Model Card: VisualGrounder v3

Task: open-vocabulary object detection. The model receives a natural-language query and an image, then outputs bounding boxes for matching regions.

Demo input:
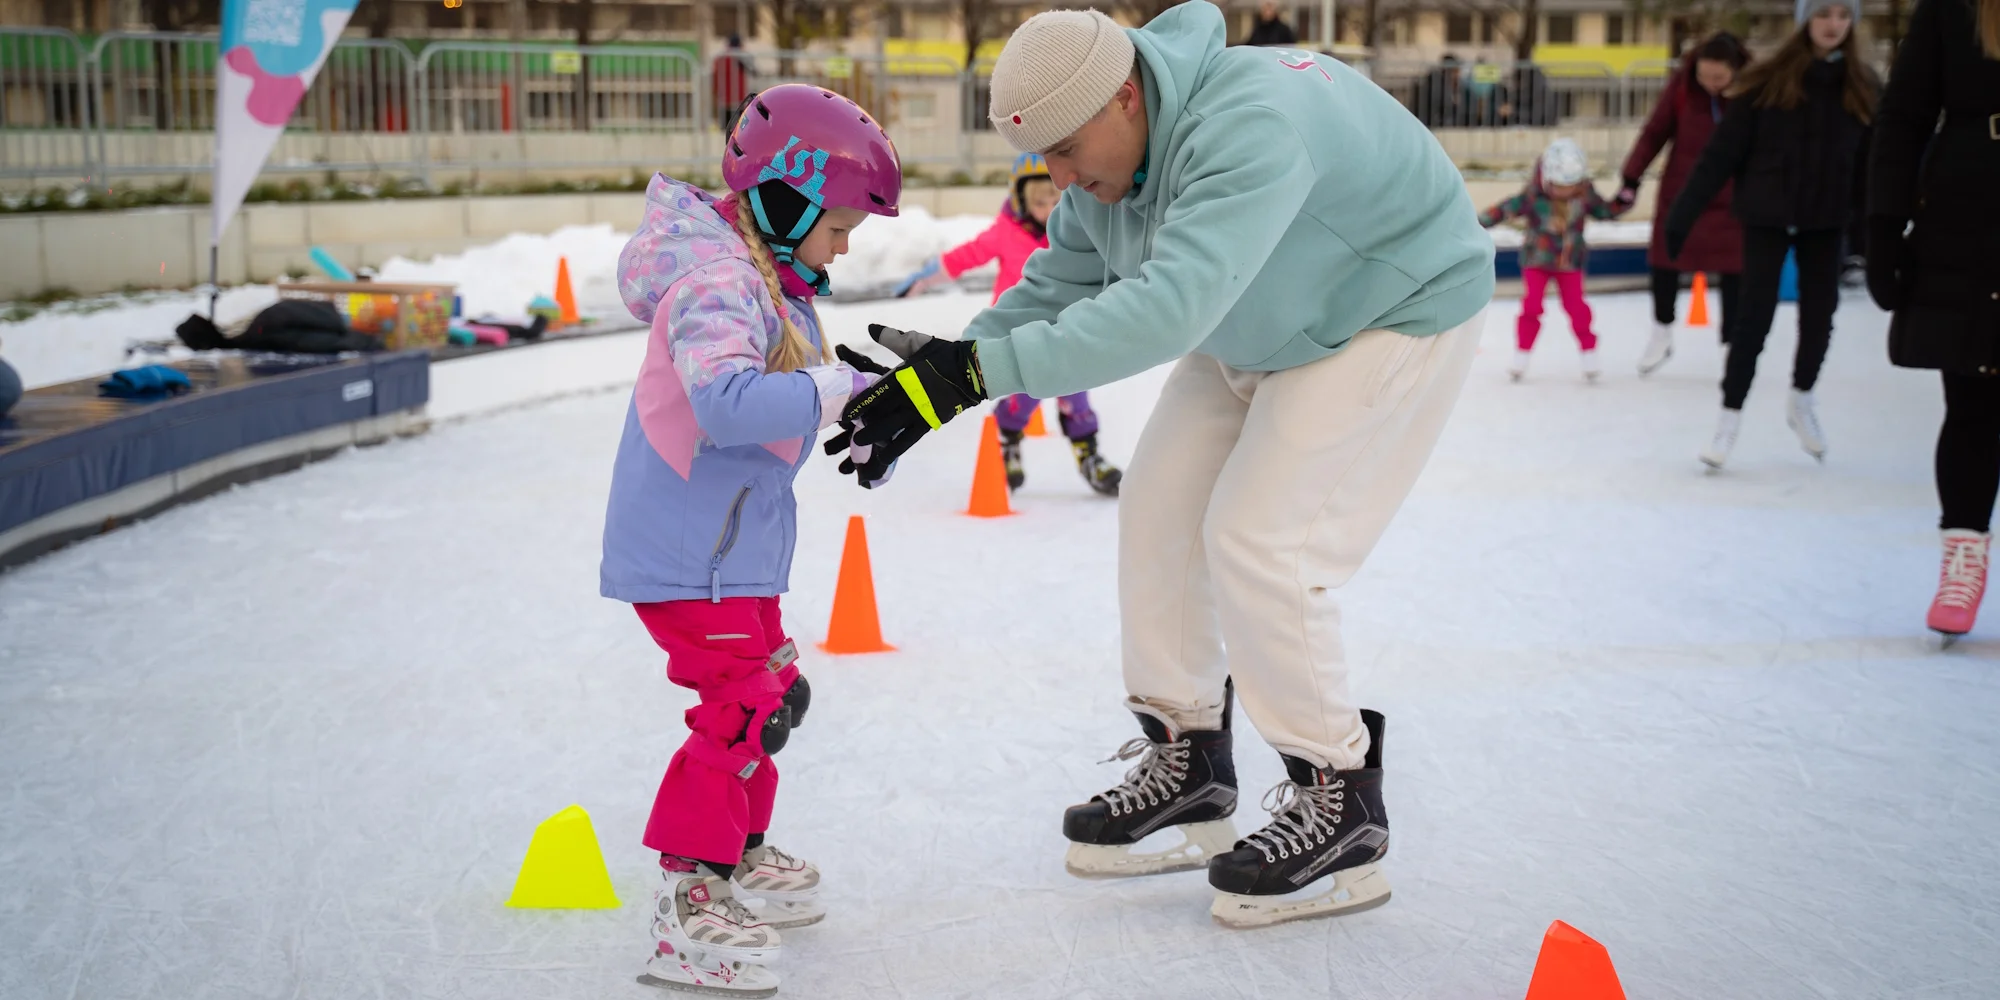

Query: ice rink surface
[3,289,1996,999]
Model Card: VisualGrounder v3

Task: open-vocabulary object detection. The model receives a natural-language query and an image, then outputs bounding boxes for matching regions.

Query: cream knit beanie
[987,9,1137,153]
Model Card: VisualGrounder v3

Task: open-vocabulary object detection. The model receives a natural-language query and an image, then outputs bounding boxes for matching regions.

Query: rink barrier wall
[0,351,429,572]
[0,178,1664,301]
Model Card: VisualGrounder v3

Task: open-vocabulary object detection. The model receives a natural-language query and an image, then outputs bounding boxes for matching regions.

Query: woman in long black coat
[1867,0,2000,638]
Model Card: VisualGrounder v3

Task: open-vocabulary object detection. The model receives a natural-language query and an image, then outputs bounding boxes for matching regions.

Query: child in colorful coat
[1480,138,1637,381]
[604,84,901,996]
[895,153,1124,496]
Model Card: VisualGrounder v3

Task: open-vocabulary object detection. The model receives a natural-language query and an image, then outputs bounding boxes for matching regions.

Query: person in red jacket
[1618,32,1751,376]
[710,35,750,131]
[895,153,1124,496]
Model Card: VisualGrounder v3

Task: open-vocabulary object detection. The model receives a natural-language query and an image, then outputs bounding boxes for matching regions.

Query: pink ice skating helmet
[724,84,901,216]
[722,84,901,292]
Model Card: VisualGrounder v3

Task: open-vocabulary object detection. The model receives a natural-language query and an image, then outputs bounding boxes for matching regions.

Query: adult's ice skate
[1063,682,1237,879]
[1208,709,1392,929]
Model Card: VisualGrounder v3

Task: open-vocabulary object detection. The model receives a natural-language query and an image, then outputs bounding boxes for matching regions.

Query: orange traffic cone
[967,414,1015,518]
[1524,921,1628,1000]
[1023,404,1047,437]
[554,256,580,328]
[819,515,894,654]
[1687,271,1710,327]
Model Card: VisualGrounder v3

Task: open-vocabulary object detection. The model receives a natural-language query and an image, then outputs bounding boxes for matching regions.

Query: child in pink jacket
[895,153,1123,496]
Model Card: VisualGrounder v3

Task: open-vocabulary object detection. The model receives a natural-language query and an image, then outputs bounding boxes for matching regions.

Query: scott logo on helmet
[757,136,831,204]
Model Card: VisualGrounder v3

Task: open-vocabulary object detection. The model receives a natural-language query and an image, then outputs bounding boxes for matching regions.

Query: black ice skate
[1063,681,1237,879]
[1071,435,1122,497]
[1207,709,1392,928]
[1000,427,1026,491]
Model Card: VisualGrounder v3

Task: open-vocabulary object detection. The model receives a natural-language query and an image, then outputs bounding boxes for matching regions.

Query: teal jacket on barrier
[965,2,1494,399]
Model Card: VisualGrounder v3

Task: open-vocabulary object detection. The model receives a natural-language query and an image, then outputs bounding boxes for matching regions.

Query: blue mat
[0,352,428,539]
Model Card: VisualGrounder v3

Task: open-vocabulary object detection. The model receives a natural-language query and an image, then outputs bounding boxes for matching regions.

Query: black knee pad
[756,703,795,756]
[782,673,810,728]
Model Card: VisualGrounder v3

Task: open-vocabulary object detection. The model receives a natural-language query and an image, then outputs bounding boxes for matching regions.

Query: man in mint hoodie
[834,2,1492,926]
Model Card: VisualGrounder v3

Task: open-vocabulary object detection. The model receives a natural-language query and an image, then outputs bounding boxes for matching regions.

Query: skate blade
[1210,863,1392,929]
[638,954,779,998]
[1065,820,1237,880]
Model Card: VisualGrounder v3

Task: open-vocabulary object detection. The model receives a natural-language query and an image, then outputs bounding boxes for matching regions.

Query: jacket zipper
[708,483,753,603]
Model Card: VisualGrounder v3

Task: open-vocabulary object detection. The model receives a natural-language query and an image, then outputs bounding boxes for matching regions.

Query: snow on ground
[3,286,1994,999]
[0,207,992,390]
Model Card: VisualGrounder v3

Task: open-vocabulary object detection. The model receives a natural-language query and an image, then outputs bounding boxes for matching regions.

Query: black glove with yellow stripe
[831,324,987,485]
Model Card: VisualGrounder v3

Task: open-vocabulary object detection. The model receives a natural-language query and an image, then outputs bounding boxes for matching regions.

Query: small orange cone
[554,256,580,327]
[1687,271,1710,327]
[1023,404,1047,437]
[967,414,1015,518]
[1524,920,1628,1000]
[819,515,895,654]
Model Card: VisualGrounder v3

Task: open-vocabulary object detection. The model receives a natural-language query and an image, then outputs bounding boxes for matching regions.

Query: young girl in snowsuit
[895,153,1124,496]
[1479,138,1636,382]
[603,84,901,996]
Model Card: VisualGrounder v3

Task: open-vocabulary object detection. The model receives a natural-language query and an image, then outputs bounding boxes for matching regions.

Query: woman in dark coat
[1620,33,1751,376]
[1665,0,1877,470]
[1866,0,2000,638]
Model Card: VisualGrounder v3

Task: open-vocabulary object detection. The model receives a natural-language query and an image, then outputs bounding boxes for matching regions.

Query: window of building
[714,4,742,37]
[1545,13,1576,44]
[532,4,562,32]
[1446,12,1473,43]
[427,2,465,30]
[1604,13,1625,44]
[472,2,505,31]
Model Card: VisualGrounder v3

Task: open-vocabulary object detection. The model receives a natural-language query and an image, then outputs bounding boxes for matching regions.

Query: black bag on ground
[177,301,384,355]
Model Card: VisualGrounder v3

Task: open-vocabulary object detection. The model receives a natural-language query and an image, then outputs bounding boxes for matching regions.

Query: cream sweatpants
[1118,311,1484,770]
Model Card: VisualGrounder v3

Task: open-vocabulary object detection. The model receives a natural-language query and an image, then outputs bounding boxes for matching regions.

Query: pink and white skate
[1927,529,1989,640]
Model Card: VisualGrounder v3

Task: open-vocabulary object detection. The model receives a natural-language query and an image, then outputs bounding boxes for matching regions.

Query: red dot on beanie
[1012,114,1022,124]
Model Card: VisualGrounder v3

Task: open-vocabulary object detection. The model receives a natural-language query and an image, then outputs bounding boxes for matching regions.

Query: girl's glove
[892,257,951,298]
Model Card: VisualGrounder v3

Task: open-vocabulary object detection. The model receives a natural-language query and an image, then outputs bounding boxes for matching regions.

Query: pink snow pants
[1518,267,1597,352]
[635,596,800,865]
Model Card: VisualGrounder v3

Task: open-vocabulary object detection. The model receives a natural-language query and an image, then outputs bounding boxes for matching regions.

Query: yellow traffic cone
[505,804,621,909]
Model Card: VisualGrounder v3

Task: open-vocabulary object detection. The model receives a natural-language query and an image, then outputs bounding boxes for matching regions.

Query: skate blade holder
[1210,863,1392,929]
[638,951,780,998]
[1064,820,1238,880]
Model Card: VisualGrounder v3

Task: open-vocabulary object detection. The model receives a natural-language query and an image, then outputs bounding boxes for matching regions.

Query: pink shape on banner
[224,47,307,126]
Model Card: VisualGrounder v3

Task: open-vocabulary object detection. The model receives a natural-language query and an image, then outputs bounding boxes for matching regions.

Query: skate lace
[710,891,761,927]
[1243,779,1344,864]
[1098,737,1191,816]
[1938,539,1989,609]
[757,845,801,870]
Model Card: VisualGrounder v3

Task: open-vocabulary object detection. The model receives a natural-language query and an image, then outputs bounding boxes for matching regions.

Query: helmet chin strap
[747,186,831,296]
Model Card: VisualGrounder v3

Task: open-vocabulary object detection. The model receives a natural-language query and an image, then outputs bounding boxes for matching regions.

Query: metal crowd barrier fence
[0,28,1750,188]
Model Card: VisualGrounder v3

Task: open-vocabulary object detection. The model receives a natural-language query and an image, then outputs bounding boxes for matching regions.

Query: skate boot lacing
[1938,538,1989,610]
[1244,778,1344,863]
[1099,736,1191,816]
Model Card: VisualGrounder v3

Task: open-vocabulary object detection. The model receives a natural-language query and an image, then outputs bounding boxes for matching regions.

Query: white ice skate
[1787,389,1826,461]
[732,843,825,929]
[655,872,783,965]
[1507,348,1531,382]
[1580,348,1602,382]
[1637,322,1673,376]
[1700,408,1742,470]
